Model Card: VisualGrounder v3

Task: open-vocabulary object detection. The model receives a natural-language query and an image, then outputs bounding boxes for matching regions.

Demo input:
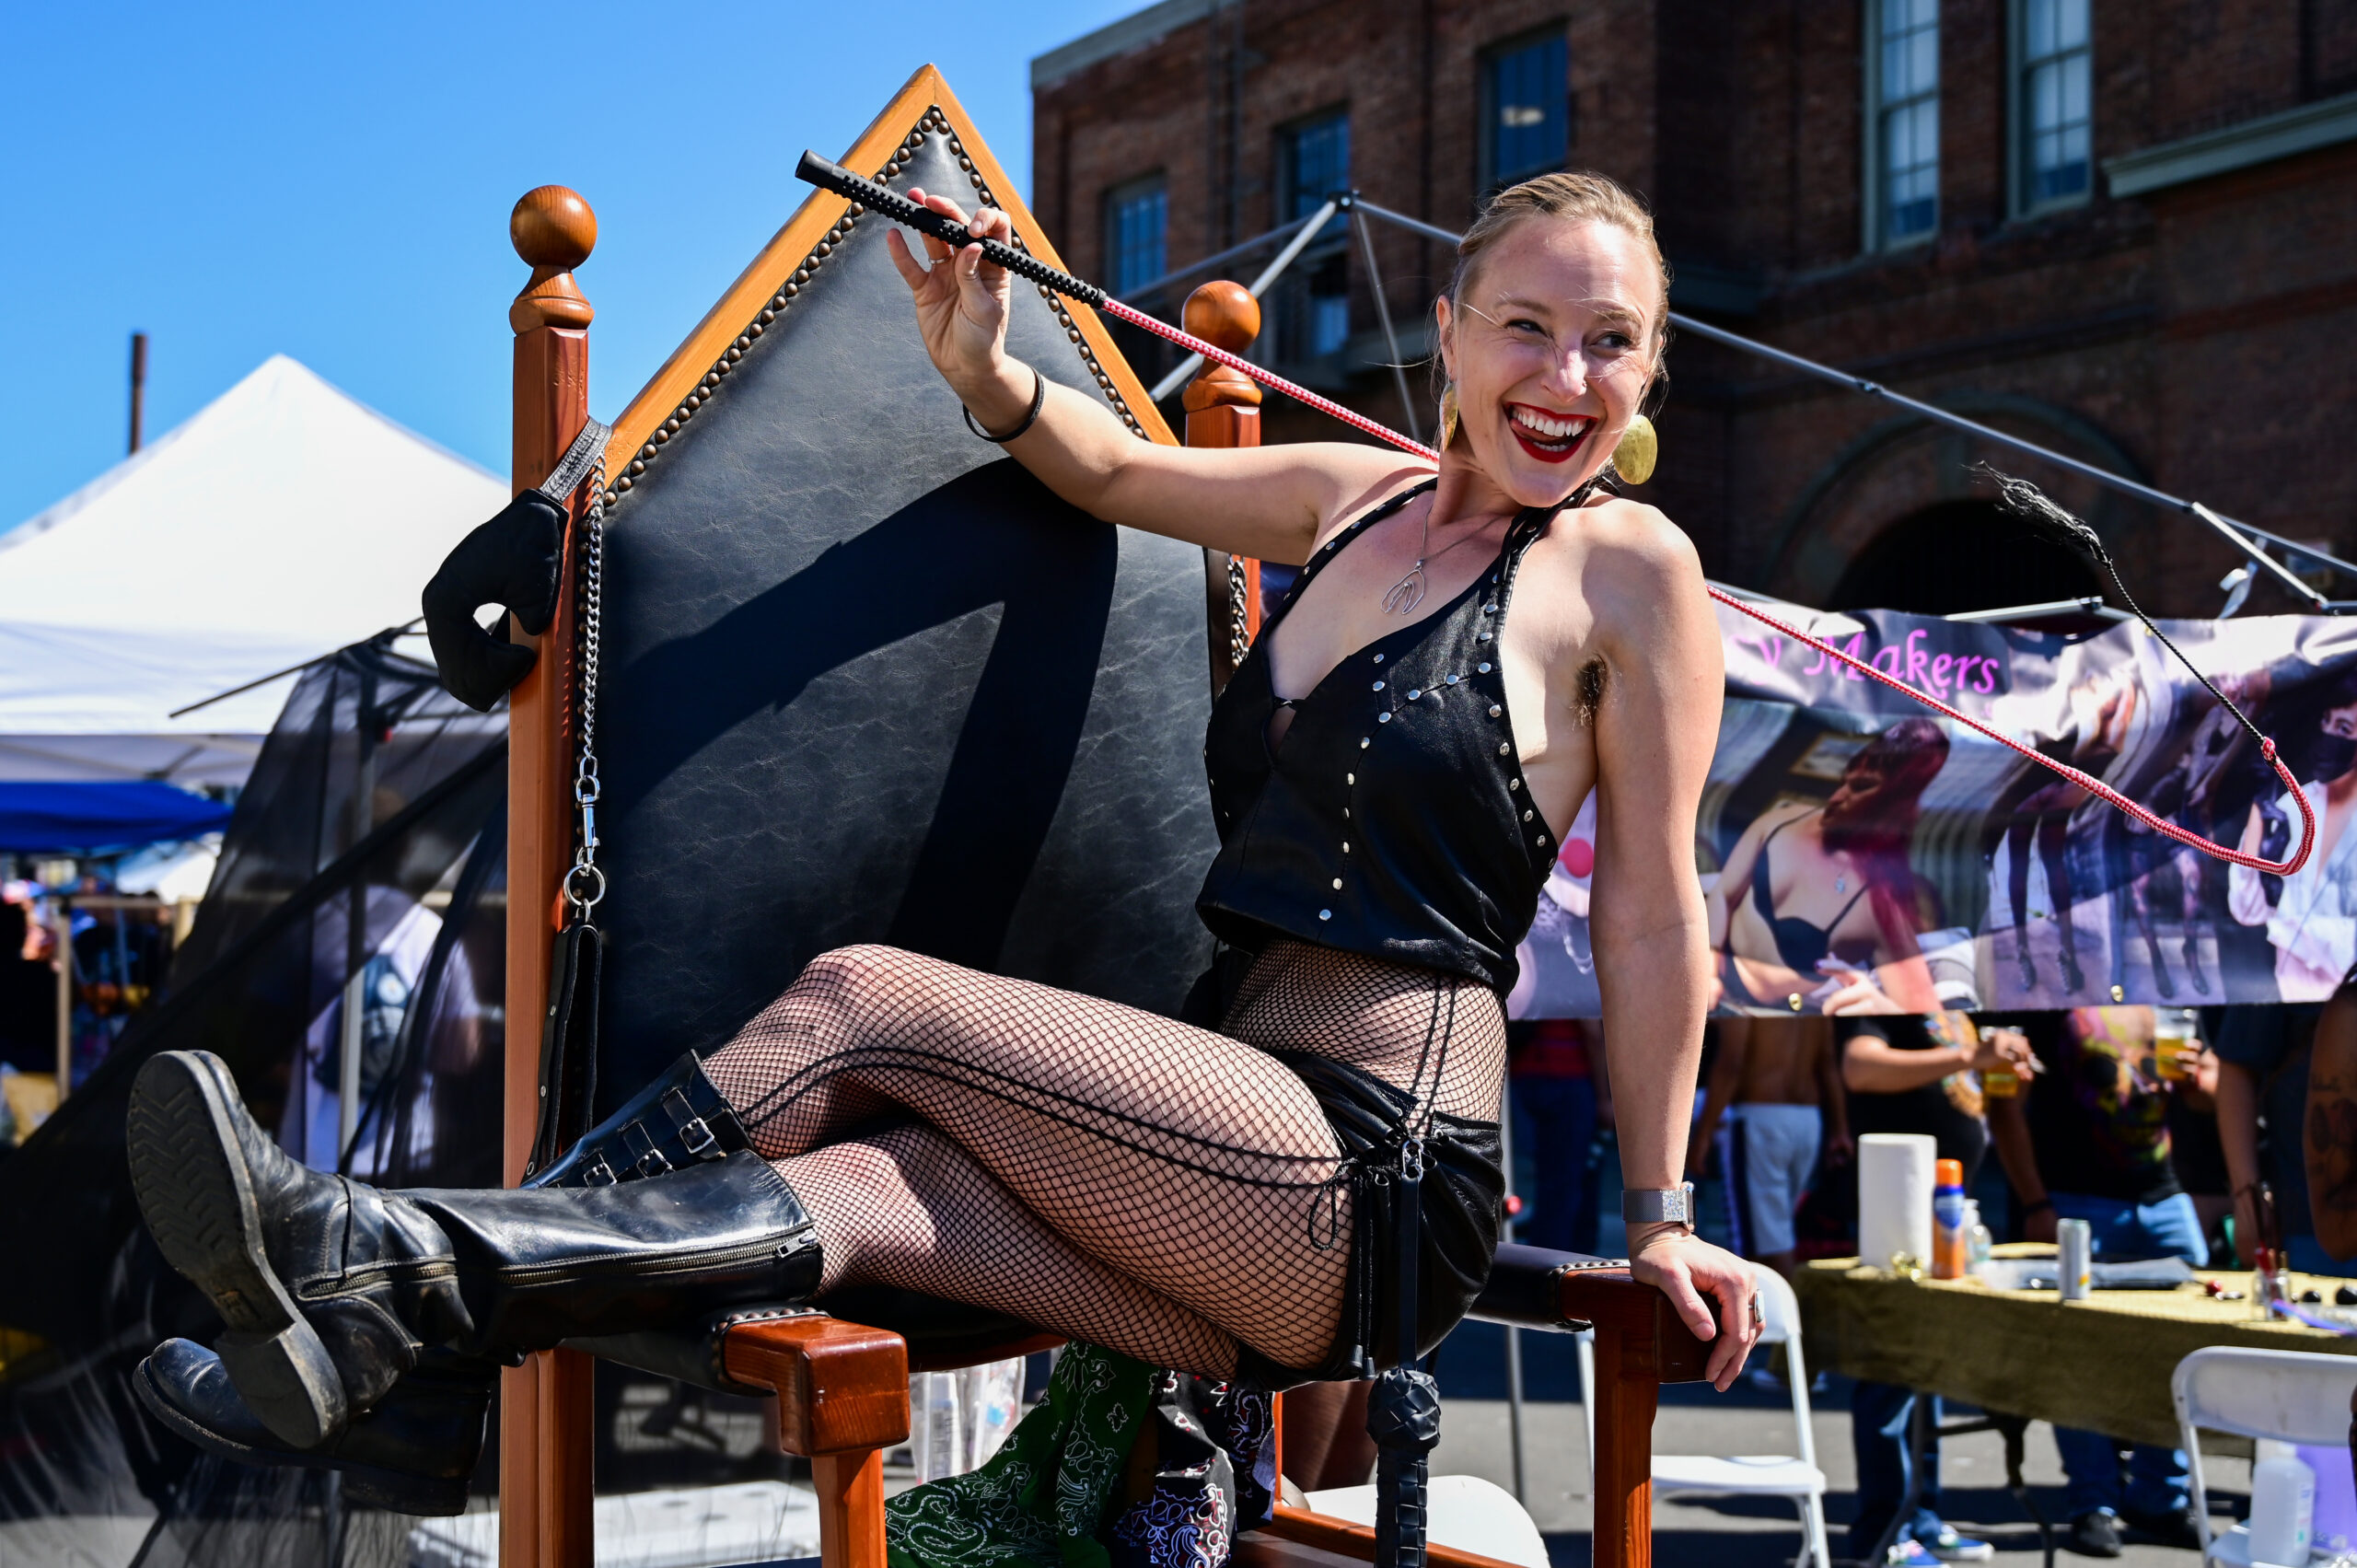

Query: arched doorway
[1828,498,2102,615]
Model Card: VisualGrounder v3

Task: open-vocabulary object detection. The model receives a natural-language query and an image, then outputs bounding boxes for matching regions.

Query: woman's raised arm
[886,192,1419,565]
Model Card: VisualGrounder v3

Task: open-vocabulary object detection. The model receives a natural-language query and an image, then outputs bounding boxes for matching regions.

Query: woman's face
[1435,218,1660,508]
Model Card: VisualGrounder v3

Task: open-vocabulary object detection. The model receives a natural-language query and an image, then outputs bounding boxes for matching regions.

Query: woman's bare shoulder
[1573,494,1703,582]
[1298,447,1441,548]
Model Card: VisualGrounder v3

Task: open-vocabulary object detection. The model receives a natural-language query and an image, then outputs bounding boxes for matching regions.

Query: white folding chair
[2174,1345,2357,1566]
[1583,1264,1829,1568]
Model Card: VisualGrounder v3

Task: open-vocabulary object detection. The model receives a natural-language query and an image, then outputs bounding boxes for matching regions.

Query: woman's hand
[1629,1225,1763,1390]
[1819,969,1904,1015]
[884,191,1024,416]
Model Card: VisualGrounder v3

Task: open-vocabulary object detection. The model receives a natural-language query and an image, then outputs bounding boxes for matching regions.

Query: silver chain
[563,457,607,916]
[1227,553,1250,672]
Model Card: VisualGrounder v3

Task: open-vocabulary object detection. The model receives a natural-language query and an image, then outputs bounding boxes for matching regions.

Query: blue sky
[1,2,1144,530]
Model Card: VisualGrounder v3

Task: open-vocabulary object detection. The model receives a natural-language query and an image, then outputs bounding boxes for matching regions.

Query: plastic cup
[2155,1006,2200,1082]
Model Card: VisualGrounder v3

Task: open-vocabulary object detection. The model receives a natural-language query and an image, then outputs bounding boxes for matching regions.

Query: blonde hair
[1446,171,1671,357]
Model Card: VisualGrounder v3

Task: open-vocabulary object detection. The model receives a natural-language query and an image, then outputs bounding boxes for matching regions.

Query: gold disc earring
[1439,385,1460,451]
[1611,413,1658,484]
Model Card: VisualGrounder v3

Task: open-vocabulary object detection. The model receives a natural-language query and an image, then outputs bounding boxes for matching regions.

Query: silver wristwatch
[1621,1181,1696,1226]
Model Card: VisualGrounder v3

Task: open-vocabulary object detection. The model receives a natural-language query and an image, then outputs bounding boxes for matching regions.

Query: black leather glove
[422,492,565,712]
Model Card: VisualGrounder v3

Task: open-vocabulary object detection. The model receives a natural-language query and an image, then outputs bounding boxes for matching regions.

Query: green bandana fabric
[886,1344,1159,1568]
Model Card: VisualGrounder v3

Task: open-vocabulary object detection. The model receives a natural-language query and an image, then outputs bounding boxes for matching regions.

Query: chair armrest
[722,1315,911,1457]
[1469,1242,1712,1383]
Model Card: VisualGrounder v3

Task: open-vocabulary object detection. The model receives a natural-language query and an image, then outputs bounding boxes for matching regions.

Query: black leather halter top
[1196,480,1564,993]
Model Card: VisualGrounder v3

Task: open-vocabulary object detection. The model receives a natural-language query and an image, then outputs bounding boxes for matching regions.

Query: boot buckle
[583,1156,618,1187]
[621,1121,673,1179]
[660,1087,720,1158]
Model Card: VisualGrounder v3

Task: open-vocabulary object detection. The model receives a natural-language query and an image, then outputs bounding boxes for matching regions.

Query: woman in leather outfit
[126,169,1759,1505]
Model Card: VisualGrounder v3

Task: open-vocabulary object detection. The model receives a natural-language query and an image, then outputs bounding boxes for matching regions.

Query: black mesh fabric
[707,938,1504,1376]
[0,638,505,1562]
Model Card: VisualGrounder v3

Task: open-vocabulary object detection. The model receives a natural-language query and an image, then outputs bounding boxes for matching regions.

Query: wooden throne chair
[495,64,1705,1568]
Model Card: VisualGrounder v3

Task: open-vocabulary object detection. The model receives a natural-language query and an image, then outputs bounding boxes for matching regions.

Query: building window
[1868,0,1940,248]
[1278,112,1353,361]
[1104,176,1167,296]
[1481,30,1570,193]
[2014,0,2091,212]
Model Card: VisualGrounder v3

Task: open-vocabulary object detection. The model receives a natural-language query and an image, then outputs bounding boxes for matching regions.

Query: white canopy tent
[0,356,506,788]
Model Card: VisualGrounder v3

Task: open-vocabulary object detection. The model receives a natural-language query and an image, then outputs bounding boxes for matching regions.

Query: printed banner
[1510,601,2357,1018]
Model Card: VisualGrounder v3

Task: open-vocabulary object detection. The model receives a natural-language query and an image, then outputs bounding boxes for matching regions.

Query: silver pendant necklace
[1382,507,1434,615]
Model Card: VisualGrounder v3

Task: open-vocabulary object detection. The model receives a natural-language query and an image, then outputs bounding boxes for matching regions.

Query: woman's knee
[788,944,920,1029]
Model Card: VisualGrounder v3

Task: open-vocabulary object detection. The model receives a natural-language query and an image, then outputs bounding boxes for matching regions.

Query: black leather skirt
[1231,1049,1504,1389]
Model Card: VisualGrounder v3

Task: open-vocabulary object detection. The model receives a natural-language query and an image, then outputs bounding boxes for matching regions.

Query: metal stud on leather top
[1373,681,1385,691]
[1378,713,1392,724]
[1497,743,1510,755]
[1490,704,1504,717]
[1318,909,1331,920]
[1373,653,1384,663]
[1446,674,1459,685]
[1479,662,1493,673]
[1331,878,1342,890]
[1409,689,1422,700]
[1360,738,1371,749]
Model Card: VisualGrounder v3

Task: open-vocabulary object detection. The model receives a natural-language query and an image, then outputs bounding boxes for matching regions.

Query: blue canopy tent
[0,781,231,854]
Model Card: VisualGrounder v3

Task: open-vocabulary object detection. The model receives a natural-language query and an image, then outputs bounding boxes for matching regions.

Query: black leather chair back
[592,126,1216,1110]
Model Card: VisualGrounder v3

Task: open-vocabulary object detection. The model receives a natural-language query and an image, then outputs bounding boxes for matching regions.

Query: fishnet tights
[701,941,1504,1375]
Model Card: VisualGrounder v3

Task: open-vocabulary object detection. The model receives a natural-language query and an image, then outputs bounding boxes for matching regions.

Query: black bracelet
[963,366,1046,444]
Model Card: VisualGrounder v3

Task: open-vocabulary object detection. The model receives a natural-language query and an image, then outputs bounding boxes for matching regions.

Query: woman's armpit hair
[1576,656,1608,727]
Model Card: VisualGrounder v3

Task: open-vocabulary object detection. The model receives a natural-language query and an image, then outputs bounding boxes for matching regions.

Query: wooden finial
[1181,281,1261,413]
[510,186,597,333]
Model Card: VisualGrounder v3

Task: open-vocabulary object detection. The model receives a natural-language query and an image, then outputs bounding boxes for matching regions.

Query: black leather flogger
[127,1049,819,1452]
[131,1051,784,1509]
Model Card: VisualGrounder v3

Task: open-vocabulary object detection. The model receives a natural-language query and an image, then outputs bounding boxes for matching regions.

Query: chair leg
[1803,1492,1831,1568]
[1589,1321,1657,1568]
[814,1448,890,1568]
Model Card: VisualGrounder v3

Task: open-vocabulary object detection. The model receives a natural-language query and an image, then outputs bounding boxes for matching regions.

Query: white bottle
[1965,1200,1993,1276]
[2250,1438,2316,1568]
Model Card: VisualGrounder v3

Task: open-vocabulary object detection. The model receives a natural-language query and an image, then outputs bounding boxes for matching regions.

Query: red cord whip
[797,151,2316,877]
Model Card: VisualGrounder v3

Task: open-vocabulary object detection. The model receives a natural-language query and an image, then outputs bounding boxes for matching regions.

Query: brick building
[1029,0,2357,615]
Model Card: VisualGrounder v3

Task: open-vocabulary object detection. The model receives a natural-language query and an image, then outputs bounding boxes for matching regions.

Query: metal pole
[128,332,147,455]
[338,682,379,1167]
[1348,203,1424,447]
[1348,201,2350,606]
[52,898,72,1100]
[1149,199,1341,402]
[1496,1079,1527,1503]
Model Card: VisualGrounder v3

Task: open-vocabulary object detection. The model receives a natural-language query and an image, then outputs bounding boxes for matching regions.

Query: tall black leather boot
[133,1051,781,1506]
[135,1341,493,1516]
[526,1051,750,1188]
[129,1050,820,1450]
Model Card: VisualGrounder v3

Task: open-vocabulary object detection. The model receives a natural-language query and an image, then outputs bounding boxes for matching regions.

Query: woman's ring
[1748,1294,1764,1329]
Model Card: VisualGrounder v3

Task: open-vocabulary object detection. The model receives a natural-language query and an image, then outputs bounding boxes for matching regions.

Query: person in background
[2214,1005,2348,1275]
[2165,1033,2234,1264]
[0,900,58,1075]
[2303,984,2357,1260]
[1840,1012,2035,1566]
[1985,1007,2204,1556]
[1507,1016,1610,1255]
[1688,1016,1849,1282]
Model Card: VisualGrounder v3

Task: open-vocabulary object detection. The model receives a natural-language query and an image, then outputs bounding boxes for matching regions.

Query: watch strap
[1621,1181,1696,1225]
